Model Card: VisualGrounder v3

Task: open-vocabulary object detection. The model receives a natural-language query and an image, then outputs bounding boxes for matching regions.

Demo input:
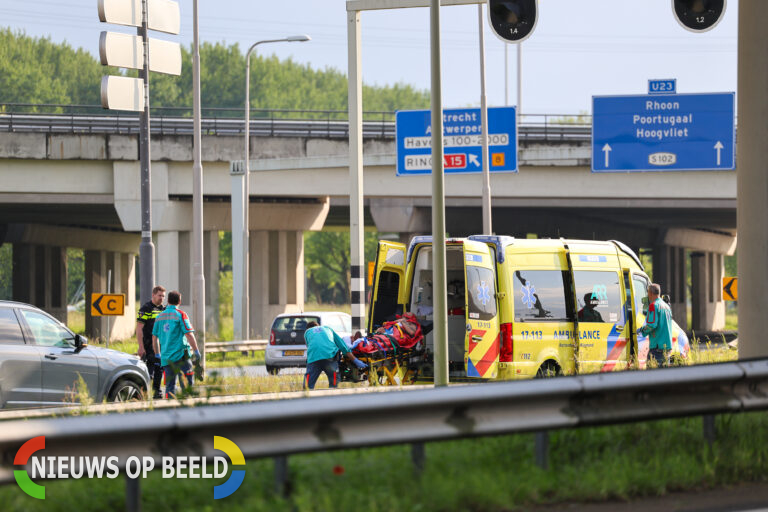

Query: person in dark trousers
[303,321,367,390]
[136,285,166,399]
[641,283,674,368]
[152,290,201,398]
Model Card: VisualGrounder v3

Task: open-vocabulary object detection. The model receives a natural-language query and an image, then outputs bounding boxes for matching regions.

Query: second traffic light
[487,0,538,43]
[672,0,726,32]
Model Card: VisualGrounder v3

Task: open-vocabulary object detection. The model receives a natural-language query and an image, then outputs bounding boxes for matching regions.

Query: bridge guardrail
[205,340,267,354]
[0,103,593,142]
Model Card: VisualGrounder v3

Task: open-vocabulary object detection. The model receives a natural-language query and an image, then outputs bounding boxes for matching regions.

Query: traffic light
[487,0,538,43]
[672,0,726,32]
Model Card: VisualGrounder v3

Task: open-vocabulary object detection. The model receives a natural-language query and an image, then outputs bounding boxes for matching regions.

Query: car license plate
[283,350,303,356]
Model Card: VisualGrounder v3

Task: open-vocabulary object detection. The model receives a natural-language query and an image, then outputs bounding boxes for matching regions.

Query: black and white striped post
[347,8,366,332]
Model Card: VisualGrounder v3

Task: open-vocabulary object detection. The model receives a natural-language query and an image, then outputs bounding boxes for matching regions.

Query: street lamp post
[235,35,310,340]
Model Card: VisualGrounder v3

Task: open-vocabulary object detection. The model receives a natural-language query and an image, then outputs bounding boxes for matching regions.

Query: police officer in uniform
[136,285,166,399]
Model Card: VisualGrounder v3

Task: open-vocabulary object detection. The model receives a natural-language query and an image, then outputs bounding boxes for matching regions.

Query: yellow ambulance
[367,235,690,381]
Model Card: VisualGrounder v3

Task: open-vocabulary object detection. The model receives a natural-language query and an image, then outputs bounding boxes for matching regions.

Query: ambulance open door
[463,241,501,379]
[368,241,407,333]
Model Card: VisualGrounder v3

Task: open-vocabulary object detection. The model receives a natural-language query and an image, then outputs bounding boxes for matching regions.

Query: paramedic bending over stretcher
[304,321,367,389]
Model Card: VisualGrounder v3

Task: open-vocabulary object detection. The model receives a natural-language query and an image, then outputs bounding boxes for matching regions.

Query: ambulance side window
[466,266,497,321]
[512,270,570,322]
[573,271,623,324]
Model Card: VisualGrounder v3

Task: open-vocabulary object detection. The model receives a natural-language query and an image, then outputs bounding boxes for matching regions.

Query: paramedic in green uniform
[152,290,201,397]
[304,321,367,389]
[641,283,674,368]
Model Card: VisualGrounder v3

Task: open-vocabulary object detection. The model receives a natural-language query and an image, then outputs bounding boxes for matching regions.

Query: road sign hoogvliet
[592,91,735,172]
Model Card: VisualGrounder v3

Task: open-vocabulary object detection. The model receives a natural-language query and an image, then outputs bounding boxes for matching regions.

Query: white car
[265,312,352,375]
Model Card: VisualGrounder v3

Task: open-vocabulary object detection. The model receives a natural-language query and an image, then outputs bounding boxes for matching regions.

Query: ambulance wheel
[535,361,561,379]
[266,365,280,375]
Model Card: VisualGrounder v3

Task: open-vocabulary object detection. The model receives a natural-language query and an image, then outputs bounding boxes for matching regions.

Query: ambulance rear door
[368,241,407,332]
[463,241,501,379]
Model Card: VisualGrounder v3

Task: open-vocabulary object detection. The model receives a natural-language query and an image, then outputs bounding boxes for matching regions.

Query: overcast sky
[1,0,739,114]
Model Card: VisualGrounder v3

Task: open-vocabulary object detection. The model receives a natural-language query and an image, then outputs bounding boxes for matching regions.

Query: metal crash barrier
[1,359,768,487]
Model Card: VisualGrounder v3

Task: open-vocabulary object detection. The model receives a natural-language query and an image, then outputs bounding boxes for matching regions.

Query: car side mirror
[662,294,671,305]
[74,334,88,352]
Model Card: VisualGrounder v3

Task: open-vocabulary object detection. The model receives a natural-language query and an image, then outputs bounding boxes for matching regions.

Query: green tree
[0,31,429,116]
[304,230,379,304]
[66,248,84,304]
[0,244,11,300]
[0,29,117,110]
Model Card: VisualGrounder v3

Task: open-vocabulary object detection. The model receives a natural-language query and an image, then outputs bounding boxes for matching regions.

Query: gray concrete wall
[737,1,768,358]
[0,132,396,162]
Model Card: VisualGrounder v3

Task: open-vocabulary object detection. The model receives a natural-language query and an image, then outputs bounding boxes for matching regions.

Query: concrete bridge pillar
[248,230,304,338]
[370,200,430,247]
[690,251,725,332]
[84,250,136,342]
[653,244,688,329]
[12,243,67,323]
[154,230,219,334]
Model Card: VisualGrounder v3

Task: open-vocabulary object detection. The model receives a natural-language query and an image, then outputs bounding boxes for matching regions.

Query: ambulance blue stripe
[466,358,481,378]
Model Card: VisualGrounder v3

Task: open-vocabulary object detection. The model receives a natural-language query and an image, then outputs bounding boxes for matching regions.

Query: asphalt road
[529,482,768,512]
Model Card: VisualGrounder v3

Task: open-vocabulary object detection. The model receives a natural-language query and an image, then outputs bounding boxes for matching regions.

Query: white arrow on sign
[468,154,481,167]
[602,143,612,168]
[714,141,724,166]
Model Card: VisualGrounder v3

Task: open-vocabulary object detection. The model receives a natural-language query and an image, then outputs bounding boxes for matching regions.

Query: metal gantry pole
[517,43,522,122]
[478,3,492,235]
[430,0,448,387]
[348,10,366,332]
[138,0,155,304]
[192,0,206,356]
[504,44,509,106]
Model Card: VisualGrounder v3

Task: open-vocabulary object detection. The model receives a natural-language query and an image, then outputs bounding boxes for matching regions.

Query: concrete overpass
[0,122,736,336]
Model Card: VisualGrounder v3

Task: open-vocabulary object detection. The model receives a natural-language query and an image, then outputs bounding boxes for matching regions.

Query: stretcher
[339,313,427,386]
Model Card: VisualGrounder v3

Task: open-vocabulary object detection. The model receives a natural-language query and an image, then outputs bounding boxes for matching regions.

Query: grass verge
[2,411,767,512]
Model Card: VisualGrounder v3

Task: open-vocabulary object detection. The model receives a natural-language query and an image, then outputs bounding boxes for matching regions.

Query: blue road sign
[592,92,735,172]
[395,106,517,176]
